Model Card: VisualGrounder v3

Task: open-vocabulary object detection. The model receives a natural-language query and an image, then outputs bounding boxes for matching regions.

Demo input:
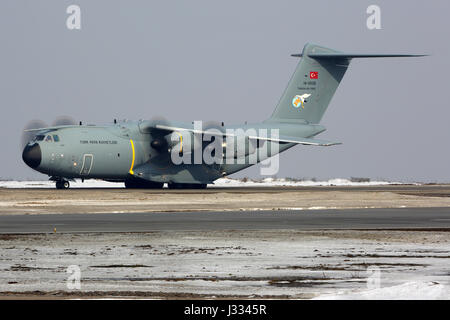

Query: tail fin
[267,43,425,124]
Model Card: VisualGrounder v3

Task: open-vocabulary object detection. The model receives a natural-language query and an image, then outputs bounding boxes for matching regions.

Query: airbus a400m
[21,43,424,189]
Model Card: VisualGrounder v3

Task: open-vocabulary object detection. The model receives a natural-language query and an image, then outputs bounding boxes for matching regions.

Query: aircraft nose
[22,143,42,169]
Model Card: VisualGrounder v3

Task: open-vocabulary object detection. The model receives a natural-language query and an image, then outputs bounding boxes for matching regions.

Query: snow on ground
[0,178,412,189]
[0,230,448,299]
[0,180,121,189]
[313,281,450,300]
[213,177,409,187]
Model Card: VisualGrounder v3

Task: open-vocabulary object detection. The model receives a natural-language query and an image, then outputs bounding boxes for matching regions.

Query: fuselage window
[53,135,60,142]
[45,135,53,142]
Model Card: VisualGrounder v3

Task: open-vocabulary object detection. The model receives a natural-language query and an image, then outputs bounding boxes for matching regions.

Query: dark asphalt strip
[0,207,449,234]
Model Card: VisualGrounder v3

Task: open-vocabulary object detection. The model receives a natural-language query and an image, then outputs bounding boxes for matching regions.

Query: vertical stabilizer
[268,43,350,124]
[267,43,425,124]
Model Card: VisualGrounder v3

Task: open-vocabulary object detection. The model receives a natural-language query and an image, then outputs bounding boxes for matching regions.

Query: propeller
[202,120,227,148]
[147,115,171,129]
[20,119,48,149]
[202,120,226,134]
[20,116,77,150]
[52,115,76,127]
[147,115,171,151]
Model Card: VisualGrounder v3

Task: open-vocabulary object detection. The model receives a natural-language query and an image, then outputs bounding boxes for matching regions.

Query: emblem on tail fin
[292,94,311,109]
[310,71,319,79]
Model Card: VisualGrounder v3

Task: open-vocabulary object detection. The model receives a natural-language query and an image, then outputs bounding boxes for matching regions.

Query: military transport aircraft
[21,43,424,189]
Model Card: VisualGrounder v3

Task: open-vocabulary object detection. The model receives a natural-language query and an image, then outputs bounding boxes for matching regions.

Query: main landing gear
[167,183,207,189]
[55,180,70,189]
[124,177,207,189]
[124,178,164,189]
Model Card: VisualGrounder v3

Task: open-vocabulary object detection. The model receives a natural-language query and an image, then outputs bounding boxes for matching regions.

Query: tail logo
[292,94,311,109]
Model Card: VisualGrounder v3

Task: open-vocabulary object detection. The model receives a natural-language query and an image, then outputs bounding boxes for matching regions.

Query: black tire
[55,181,70,189]
[167,183,207,189]
[125,179,163,189]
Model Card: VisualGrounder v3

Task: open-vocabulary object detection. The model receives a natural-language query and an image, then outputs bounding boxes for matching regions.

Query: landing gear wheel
[55,181,70,189]
[124,179,164,189]
[167,183,207,189]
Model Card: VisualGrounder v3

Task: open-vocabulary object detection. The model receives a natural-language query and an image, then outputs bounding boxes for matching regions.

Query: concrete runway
[6,184,450,193]
[2,184,450,215]
[0,207,449,233]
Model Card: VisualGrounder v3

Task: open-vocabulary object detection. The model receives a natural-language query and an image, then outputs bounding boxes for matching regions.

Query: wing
[143,123,341,147]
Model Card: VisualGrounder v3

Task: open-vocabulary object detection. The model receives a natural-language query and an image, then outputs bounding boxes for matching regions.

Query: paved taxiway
[0,207,449,233]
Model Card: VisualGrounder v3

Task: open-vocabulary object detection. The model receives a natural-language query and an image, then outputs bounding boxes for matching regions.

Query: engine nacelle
[166,131,258,160]
[166,131,202,154]
[222,136,257,159]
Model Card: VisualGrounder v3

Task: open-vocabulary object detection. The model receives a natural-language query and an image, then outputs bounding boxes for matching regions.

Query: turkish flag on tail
[310,71,318,79]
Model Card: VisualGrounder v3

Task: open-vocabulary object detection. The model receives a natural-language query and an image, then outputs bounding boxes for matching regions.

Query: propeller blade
[52,115,77,126]
[146,116,169,153]
[21,119,48,149]
[203,120,225,133]
[147,115,170,129]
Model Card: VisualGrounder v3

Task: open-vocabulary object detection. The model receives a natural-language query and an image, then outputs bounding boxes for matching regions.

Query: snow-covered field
[0,178,412,189]
[0,230,448,299]
[214,177,410,187]
[313,281,449,300]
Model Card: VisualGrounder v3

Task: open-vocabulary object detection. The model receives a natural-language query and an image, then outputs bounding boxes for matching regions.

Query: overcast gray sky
[1,0,449,182]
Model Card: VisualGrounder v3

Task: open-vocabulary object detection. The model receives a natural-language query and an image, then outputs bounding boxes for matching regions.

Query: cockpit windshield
[34,135,45,141]
[32,134,60,142]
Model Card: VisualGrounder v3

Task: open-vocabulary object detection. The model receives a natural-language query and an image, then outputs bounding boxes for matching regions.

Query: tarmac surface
[1,184,450,216]
[0,207,449,233]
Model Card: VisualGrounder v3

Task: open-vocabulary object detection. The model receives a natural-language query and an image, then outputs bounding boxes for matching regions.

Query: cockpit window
[53,135,60,142]
[45,135,53,142]
[34,135,45,141]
